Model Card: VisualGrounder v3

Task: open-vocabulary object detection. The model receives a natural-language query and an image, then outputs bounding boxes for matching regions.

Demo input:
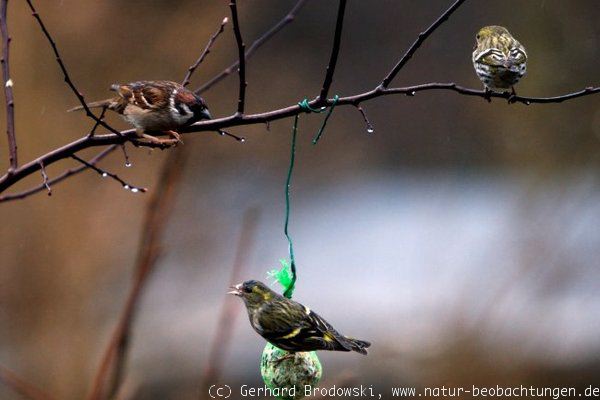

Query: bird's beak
[228,283,243,296]
[200,108,212,120]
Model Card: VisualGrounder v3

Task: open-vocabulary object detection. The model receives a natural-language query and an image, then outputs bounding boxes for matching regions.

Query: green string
[270,96,339,299]
[298,95,340,144]
[280,114,299,298]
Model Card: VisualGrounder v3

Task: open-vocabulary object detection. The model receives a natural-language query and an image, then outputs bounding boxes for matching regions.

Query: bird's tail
[344,337,371,355]
[67,99,113,112]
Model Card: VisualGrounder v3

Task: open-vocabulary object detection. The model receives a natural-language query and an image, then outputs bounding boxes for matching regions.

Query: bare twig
[318,0,347,103]
[229,0,246,114]
[0,82,598,197]
[195,0,308,95]
[380,0,467,88]
[355,104,374,134]
[0,0,16,173]
[87,107,108,138]
[71,154,146,194]
[200,208,260,393]
[86,149,189,400]
[120,144,131,167]
[182,17,228,87]
[24,0,122,137]
[38,160,51,196]
[0,365,56,400]
[0,145,117,202]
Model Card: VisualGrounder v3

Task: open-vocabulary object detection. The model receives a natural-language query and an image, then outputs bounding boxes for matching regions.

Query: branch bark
[2,81,598,199]
[0,146,117,202]
[182,17,228,88]
[318,0,347,103]
[24,0,121,136]
[195,0,308,95]
[380,0,467,88]
[229,0,246,114]
[0,0,16,173]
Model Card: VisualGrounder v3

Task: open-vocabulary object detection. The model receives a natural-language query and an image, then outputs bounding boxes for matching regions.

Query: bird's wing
[110,82,167,111]
[304,309,353,351]
[474,48,506,66]
[257,300,351,352]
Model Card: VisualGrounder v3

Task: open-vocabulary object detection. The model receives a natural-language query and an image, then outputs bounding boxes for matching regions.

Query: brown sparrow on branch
[68,80,211,146]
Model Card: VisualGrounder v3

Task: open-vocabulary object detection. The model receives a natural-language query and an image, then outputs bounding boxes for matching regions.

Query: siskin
[229,280,370,355]
[472,26,527,95]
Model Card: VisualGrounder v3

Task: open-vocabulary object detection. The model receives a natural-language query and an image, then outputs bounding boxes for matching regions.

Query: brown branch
[0,145,117,202]
[182,17,228,87]
[229,0,246,114]
[0,0,16,173]
[71,154,146,194]
[380,0,467,88]
[200,208,260,394]
[86,149,189,400]
[24,0,122,137]
[195,0,308,95]
[318,0,347,103]
[0,364,56,400]
[0,83,599,198]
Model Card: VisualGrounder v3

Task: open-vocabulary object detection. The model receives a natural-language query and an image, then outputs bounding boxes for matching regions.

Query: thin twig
[195,0,308,95]
[86,149,189,400]
[355,104,374,134]
[0,364,57,400]
[87,107,108,138]
[380,0,467,88]
[229,0,246,114]
[182,17,228,87]
[0,0,16,173]
[120,144,131,167]
[218,129,245,142]
[1,82,598,197]
[38,160,51,196]
[0,145,117,202]
[71,154,146,193]
[318,0,347,103]
[24,0,122,137]
[200,208,260,393]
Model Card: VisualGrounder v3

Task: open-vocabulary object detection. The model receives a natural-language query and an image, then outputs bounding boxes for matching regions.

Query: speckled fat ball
[260,343,322,400]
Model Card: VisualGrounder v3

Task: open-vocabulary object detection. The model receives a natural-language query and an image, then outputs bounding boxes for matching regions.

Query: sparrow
[472,26,527,96]
[69,80,211,146]
[229,280,371,355]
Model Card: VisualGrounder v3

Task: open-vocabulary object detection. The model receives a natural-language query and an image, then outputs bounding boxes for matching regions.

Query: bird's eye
[243,285,252,293]
[476,34,480,40]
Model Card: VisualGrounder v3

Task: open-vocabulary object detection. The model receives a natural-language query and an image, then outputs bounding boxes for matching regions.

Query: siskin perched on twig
[229,280,370,355]
[472,26,527,96]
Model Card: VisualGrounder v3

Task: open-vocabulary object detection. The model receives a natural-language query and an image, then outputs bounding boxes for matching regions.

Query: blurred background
[1,0,599,399]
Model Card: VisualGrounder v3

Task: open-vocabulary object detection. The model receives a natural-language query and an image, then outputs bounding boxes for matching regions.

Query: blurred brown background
[1,1,599,399]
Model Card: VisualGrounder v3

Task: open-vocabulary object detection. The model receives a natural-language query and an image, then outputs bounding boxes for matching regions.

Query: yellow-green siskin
[472,26,527,94]
[229,280,370,355]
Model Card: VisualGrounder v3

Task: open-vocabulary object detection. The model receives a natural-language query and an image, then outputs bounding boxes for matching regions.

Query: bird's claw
[273,353,296,367]
[484,88,492,103]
